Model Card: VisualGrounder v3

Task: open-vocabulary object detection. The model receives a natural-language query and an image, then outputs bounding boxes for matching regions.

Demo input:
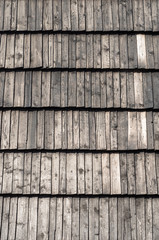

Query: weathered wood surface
[0,152,158,195]
[0,34,159,69]
[0,71,158,109]
[1,0,159,31]
[0,110,158,150]
[0,197,158,239]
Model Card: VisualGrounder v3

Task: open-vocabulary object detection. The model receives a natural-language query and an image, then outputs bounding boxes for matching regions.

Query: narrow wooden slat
[12,153,23,194]
[67,110,73,149]
[3,72,14,107]
[53,34,62,68]
[16,198,28,240]
[5,34,15,68]
[40,153,51,194]
[143,72,153,108]
[110,35,119,68]
[80,198,89,239]
[94,0,102,31]
[153,36,159,69]
[28,0,36,30]
[80,111,89,149]
[147,111,154,150]
[45,111,54,149]
[1,111,10,149]
[8,197,17,240]
[77,153,84,194]
[54,111,62,149]
[71,0,78,30]
[55,198,63,239]
[28,197,38,240]
[0,34,7,68]
[136,198,146,239]
[0,0,4,30]
[59,153,66,194]
[109,198,117,239]
[52,152,59,194]
[101,36,109,69]
[99,198,109,239]
[118,112,128,150]
[49,198,56,239]
[27,111,37,149]
[73,111,79,149]
[120,153,128,194]
[15,34,24,68]
[62,0,71,30]
[43,0,52,30]
[112,0,119,30]
[113,72,120,108]
[102,153,110,194]
[51,72,61,107]
[85,72,92,108]
[77,72,84,107]
[102,0,113,31]
[145,198,152,240]
[17,0,28,30]
[30,34,42,68]
[110,154,121,194]
[154,112,159,150]
[1,197,10,239]
[94,35,101,68]
[134,72,144,108]
[144,0,152,31]
[106,72,113,108]
[0,72,5,107]
[105,112,111,150]
[93,154,102,194]
[32,71,41,107]
[145,153,157,194]
[92,72,101,108]
[31,153,40,194]
[119,0,127,30]
[95,112,106,150]
[18,111,27,149]
[63,198,72,239]
[145,35,155,69]
[152,72,159,109]
[78,0,85,30]
[128,35,137,69]
[137,34,147,69]
[86,0,93,31]
[100,72,107,108]
[153,199,159,239]
[3,0,11,30]
[0,153,3,193]
[53,0,62,31]
[86,35,94,68]
[89,198,99,239]
[2,153,13,193]
[24,34,30,68]
[37,198,50,239]
[85,153,93,194]
[130,198,137,239]
[67,153,77,194]
[127,72,135,108]
[43,34,49,68]
[69,34,76,68]
[37,111,44,149]
[120,35,128,68]
[72,198,79,239]
[137,112,147,149]
[11,0,17,31]
[128,112,137,150]
[133,0,145,31]
[61,72,68,107]
[127,153,135,194]
[152,0,159,32]
[135,153,146,195]
[110,112,118,150]
[14,72,25,107]
[62,111,68,149]
[36,0,42,30]
[23,153,31,194]
[68,72,76,107]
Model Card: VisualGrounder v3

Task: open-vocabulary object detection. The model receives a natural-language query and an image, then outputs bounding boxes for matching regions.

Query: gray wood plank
[67,110,73,149]
[80,111,89,149]
[40,153,52,194]
[120,34,128,68]
[144,0,152,31]
[143,72,153,108]
[15,34,24,68]
[45,111,54,149]
[28,0,36,30]
[3,72,14,107]
[119,0,127,30]
[120,153,128,194]
[23,153,31,194]
[80,198,89,239]
[77,72,84,107]
[94,35,101,68]
[136,198,146,239]
[77,153,84,194]
[8,197,17,240]
[78,0,85,30]
[55,198,63,240]
[86,35,94,68]
[18,111,27,149]
[31,153,40,194]
[110,35,119,69]
[105,112,111,150]
[43,0,52,30]
[152,0,159,31]
[102,153,110,194]
[43,34,49,68]
[12,153,23,194]
[89,198,99,239]
[11,0,17,31]
[62,111,68,149]
[0,153,3,193]
[95,112,106,150]
[16,197,28,240]
[42,72,50,107]
[27,111,37,149]
[17,0,28,30]
[127,72,135,108]
[5,34,15,68]
[145,35,155,69]
[113,72,120,108]
[100,72,107,108]
[153,198,159,239]
[71,0,78,30]
[102,0,113,31]
[10,111,19,149]
[53,0,62,30]
[67,153,77,194]
[1,197,10,240]
[93,154,102,194]
[135,153,146,195]
[0,72,5,107]
[153,36,159,69]
[59,153,66,194]
[37,198,50,240]
[3,0,11,30]
[86,0,93,31]
[1,111,10,149]
[110,154,121,194]
[120,72,127,108]
[112,0,119,30]
[2,153,13,193]
[110,111,118,150]
[49,198,56,240]
[145,153,157,194]
[130,198,137,239]
[53,34,61,68]
[99,198,109,239]
[81,35,87,68]
[73,111,79,149]
[28,197,38,240]
[61,72,68,107]
[92,72,101,108]
[68,72,76,107]
[31,34,42,68]
[154,112,159,150]
[36,0,43,30]
[0,34,6,68]
[137,34,147,69]
[133,0,145,31]
[109,198,117,240]
[127,153,135,194]
[72,198,79,239]
[85,72,92,108]
[145,198,152,240]
[85,153,93,194]
[51,72,61,107]
[69,34,76,68]
[32,71,42,107]
[147,111,154,150]
[54,111,62,149]
[137,112,147,149]
[94,0,102,31]
[128,35,137,69]
[62,0,71,30]
[101,35,109,69]
[24,34,30,68]
[14,72,25,107]
[52,152,59,194]
[152,72,159,109]
[128,112,137,150]
[63,198,72,239]
[106,72,113,108]
[0,0,4,30]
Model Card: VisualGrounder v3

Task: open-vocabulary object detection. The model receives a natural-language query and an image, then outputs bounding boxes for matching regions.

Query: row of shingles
[0,33,159,69]
[0,152,159,195]
[0,196,159,239]
[0,0,159,32]
[1,71,159,110]
[0,110,158,150]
